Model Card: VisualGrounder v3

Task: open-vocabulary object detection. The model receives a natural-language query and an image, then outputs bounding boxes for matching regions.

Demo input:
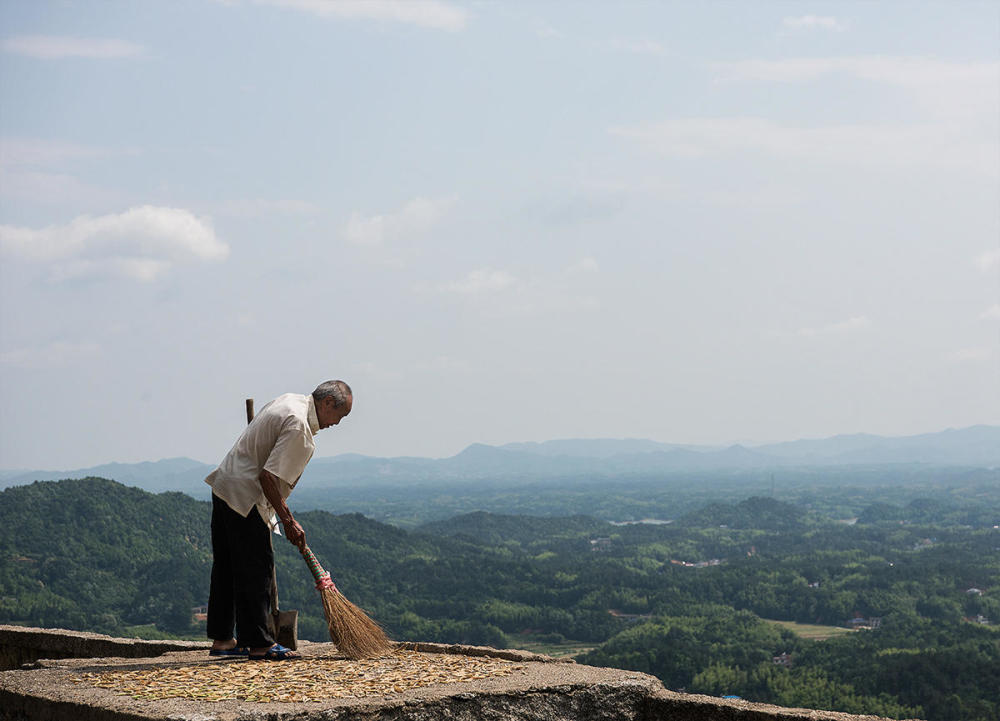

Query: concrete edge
[0,627,923,721]
[0,625,208,671]
[0,625,572,670]
[646,688,923,721]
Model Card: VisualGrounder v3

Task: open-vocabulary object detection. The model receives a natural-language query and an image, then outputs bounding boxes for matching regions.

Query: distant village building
[772,652,793,667]
[966,588,984,596]
[669,558,724,568]
[847,615,882,630]
[607,609,653,622]
[590,538,612,552]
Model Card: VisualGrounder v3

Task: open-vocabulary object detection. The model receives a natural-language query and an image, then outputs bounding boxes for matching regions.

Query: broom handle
[301,544,337,591]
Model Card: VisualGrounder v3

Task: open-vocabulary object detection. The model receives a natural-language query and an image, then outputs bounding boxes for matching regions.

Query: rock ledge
[0,626,917,721]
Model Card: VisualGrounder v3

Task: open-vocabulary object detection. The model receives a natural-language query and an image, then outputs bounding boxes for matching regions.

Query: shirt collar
[306,395,320,435]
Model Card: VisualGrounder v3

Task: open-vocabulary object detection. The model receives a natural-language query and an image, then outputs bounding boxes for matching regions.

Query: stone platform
[0,626,917,721]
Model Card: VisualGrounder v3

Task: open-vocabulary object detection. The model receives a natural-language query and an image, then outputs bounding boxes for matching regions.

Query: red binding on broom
[300,544,392,659]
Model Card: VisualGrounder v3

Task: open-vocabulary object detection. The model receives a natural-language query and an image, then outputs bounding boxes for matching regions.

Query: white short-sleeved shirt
[205,393,320,522]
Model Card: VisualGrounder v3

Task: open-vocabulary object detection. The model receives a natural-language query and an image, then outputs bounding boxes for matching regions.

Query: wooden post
[245,398,254,424]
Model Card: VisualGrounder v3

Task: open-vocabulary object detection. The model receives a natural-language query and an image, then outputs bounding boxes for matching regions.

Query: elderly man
[204,380,352,661]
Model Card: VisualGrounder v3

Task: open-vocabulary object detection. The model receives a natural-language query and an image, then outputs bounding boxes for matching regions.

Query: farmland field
[762,619,857,641]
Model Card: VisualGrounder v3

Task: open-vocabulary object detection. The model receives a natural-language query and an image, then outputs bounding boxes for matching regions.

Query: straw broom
[299,543,392,659]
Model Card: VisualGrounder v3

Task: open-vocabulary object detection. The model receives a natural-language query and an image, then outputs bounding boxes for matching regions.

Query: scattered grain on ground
[72,649,526,703]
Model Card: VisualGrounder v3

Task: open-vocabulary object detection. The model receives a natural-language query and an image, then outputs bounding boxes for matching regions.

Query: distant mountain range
[0,456,215,497]
[2,425,997,495]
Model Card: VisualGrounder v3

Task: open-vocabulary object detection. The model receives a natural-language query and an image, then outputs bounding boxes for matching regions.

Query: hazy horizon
[1,1,998,469]
[1,422,996,473]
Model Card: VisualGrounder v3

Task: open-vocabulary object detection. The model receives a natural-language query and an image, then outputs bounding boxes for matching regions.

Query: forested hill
[2,478,998,721]
[0,478,211,632]
[0,478,436,640]
[675,497,809,530]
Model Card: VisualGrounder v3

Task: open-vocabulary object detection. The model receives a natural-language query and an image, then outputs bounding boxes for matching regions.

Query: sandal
[209,646,249,657]
[248,643,300,661]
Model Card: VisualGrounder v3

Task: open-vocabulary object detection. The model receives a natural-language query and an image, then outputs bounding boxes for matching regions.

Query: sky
[0,0,998,470]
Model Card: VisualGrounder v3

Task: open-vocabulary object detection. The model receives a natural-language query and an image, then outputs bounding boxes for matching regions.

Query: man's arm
[259,469,306,551]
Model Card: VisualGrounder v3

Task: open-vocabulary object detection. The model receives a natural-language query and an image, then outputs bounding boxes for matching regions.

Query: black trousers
[207,493,275,648]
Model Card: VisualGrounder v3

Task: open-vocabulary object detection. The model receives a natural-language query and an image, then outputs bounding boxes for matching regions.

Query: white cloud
[797,316,872,338]
[2,35,145,59]
[713,56,997,92]
[344,195,455,247]
[977,249,1000,272]
[610,37,666,56]
[566,257,599,274]
[524,193,624,226]
[0,137,112,166]
[344,214,386,247]
[0,138,133,207]
[948,347,993,363]
[425,355,471,373]
[430,261,600,315]
[250,0,467,31]
[980,304,1000,320]
[437,268,518,295]
[610,116,996,176]
[509,291,599,315]
[0,168,123,207]
[219,197,319,218]
[533,22,564,40]
[782,16,846,32]
[0,340,101,368]
[349,360,403,382]
[710,56,999,123]
[700,55,999,194]
[0,206,228,281]
[236,312,256,328]
[579,175,805,211]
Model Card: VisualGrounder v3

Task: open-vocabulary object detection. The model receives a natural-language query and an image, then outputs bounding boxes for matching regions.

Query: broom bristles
[319,586,393,659]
